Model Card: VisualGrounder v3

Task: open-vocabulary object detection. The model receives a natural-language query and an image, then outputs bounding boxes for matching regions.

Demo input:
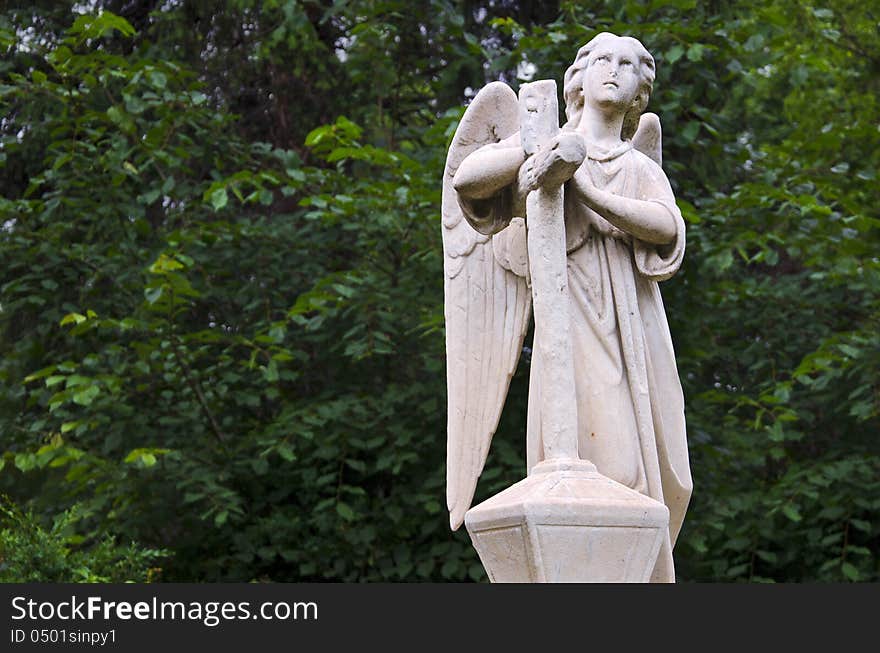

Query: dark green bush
[0,496,166,582]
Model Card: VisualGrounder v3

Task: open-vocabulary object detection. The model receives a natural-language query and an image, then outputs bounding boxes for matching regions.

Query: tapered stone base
[464,459,669,583]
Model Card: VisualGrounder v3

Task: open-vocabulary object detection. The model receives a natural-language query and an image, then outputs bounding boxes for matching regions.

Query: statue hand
[520,131,586,191]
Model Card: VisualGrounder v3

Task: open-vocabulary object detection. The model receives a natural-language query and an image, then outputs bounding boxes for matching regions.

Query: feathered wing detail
[443,82,532,530]
[632,112,663,167]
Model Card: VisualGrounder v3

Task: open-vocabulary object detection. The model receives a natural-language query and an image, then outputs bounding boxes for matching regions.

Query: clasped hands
[518,131,587,193]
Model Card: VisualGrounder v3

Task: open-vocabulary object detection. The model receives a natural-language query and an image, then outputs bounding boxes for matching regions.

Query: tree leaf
[210,187,228,211]
[336,502,355,521]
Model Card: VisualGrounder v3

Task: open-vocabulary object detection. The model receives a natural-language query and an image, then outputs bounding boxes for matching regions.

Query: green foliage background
[0,0,877,582]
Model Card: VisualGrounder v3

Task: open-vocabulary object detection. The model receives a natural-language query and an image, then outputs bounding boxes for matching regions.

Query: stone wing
[442,82,531,530]
[633,112,663,167]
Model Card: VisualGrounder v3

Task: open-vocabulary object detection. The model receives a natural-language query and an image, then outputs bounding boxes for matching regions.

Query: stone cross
[518,80,582,462]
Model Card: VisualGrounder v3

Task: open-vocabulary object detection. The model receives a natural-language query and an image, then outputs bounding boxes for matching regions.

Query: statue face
[581,39,641,115]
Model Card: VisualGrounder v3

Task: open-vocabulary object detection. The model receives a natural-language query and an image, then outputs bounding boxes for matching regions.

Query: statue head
[562,32,656,141]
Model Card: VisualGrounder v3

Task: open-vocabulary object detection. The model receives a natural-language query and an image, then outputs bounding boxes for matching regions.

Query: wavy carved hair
[562,32,655,141]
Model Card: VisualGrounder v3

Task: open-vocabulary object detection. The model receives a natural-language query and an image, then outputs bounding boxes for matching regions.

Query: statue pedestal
[464,459,669,582]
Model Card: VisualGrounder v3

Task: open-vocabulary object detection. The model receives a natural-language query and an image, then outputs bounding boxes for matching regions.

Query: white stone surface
[519,80,581,462]
[442,32,693,583]
[466,460,669,583]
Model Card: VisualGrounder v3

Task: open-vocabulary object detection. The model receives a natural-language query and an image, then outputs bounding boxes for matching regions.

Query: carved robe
[534,139,692,581]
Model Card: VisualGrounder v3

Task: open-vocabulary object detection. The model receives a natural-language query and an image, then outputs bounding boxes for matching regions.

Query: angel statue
[442,32,693,582]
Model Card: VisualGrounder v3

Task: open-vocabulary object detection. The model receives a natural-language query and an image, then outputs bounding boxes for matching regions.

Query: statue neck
[577,104,625,150]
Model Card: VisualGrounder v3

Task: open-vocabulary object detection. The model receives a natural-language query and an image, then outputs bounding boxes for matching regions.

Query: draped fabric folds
[524,143,692,583]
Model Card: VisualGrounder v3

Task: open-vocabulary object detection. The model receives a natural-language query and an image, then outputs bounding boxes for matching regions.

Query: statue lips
[595,79,625,106]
